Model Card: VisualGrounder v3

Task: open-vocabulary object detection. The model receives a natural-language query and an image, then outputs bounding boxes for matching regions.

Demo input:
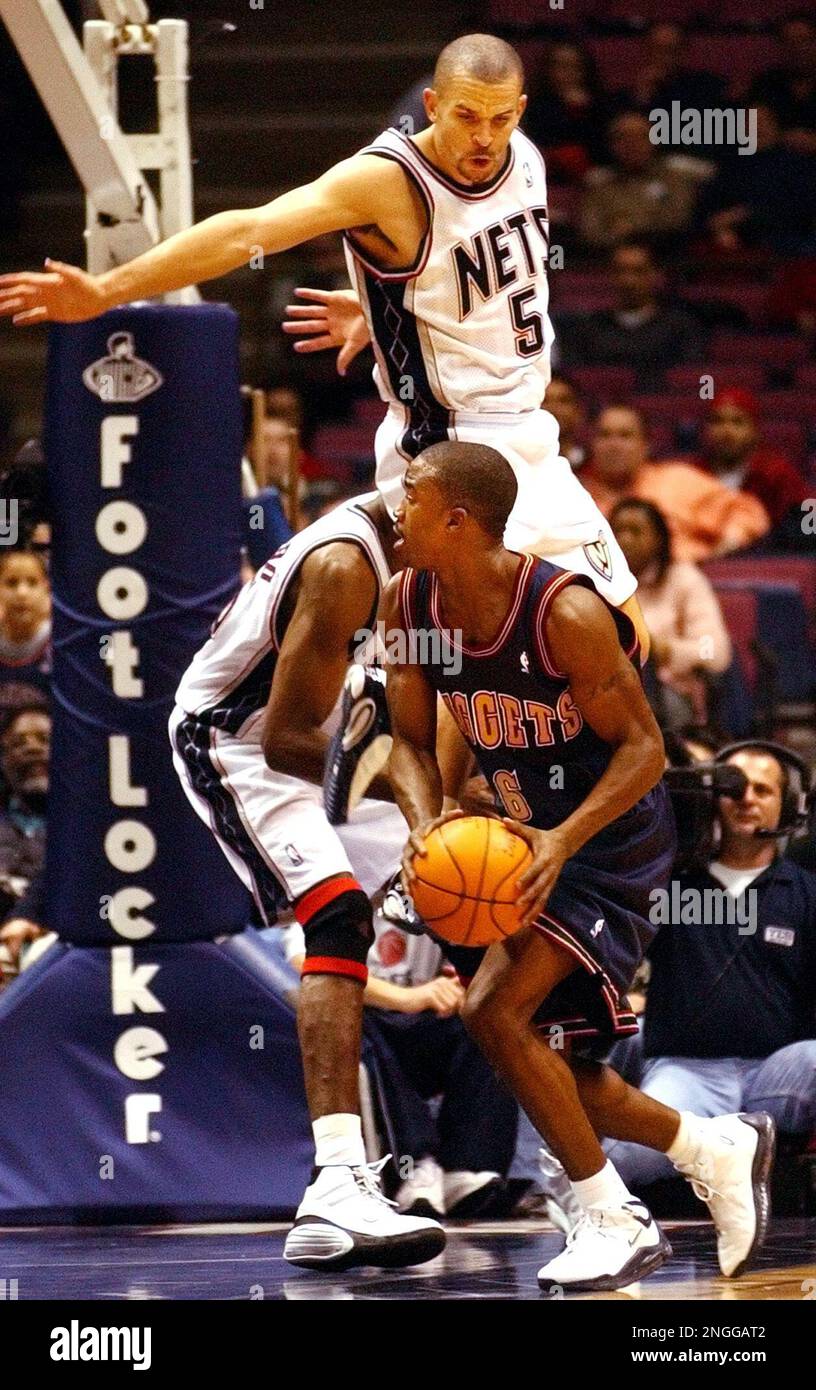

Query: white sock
[313,1113,366,1168]
[666,1111,707,1166]
[571,1160,633,1212]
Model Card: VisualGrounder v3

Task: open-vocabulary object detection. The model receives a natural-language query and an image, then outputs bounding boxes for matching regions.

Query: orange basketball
[411,816,534,947]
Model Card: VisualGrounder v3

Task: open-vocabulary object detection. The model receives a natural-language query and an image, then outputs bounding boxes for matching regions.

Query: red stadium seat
[795,362,816,392]
[709,333,809,370]
[763,390,816,418]
[352,397,388,425]
[685,35,777,93]
[681,283,768,325]
[590,0,702,28]
[310,424,376,464]
[569,365,637,399]
[629,393,701,428]
[712,587,759,691]
[664,364,766,394]
[586,38,643,93]
[703,557,816,647]
[762,421,808,469]
[704,0,805,23]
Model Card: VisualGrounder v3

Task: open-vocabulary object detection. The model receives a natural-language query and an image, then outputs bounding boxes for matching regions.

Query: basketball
[410,816,534,947]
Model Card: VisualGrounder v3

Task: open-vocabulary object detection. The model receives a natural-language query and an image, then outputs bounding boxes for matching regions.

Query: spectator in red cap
[691,388,808,529]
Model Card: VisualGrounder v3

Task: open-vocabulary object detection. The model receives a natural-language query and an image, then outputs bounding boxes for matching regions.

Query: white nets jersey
[344,126,554,430]
[174,494,389,740]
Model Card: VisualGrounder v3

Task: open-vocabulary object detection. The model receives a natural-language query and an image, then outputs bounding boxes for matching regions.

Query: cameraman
[605,744,816,1188]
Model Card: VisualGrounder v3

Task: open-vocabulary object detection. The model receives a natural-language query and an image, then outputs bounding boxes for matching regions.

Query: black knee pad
[299,882,373,982]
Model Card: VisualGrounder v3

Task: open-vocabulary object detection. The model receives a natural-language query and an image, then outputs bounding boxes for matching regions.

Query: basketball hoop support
[0,0,198,301]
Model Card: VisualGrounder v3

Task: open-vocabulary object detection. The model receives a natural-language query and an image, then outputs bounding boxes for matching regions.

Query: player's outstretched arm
[0,155,392,326]
[260,541,383,788]
[511,585,666,925]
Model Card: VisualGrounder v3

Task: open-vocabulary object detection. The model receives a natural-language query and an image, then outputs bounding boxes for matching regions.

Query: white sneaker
[537,1147,584,1237]
[537,1200,671,1292]
[672,1111,776,1278]
[283,1158,446,1271]
[443,1170,503,1218]
[395,1156,445,1218]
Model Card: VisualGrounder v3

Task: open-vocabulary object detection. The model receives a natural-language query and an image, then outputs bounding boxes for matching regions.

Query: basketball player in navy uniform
[383,440,775,1293]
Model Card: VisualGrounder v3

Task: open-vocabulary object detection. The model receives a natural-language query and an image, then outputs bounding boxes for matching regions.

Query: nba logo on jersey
[522,160,534,187]
[520,650,530,674]
[583,533,613,582]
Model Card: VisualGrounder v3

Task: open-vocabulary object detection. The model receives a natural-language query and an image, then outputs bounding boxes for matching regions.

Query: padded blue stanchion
[0,308,316,1221]
[0,930,313,1221]
[44,304,251,945]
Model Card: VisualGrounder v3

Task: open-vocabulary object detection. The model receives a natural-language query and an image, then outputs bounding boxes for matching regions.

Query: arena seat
[664,364,766,394]
[629,393,701,429]
[569,365,637,398]
[685,35,777,90]
[795,362,816,392]
[703,557,816,646]
[709,333,809,372]
[762,421,808,469]
[711,586,759,694]
[352,396,389,425]
[754,583,815,701]
[681,283,768,325]
[586,37,643,92]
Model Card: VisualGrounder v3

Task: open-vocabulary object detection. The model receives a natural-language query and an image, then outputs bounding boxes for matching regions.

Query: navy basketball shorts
[448,784,677,1054]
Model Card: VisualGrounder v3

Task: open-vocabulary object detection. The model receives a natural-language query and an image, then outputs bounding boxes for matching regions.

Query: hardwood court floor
[1,1218,814,1300]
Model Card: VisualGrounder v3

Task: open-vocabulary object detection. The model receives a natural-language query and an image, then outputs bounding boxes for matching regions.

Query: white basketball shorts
[169,706,406,922]
[374,402,636,607]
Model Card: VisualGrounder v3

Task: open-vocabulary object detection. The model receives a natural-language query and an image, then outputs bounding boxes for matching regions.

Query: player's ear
[424,88,438,122]
[517,93,528,119]
[446,506,468,533]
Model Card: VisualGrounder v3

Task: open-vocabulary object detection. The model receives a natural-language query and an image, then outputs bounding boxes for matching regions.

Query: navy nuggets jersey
[401,554,647,840]
[401,554,677,1041]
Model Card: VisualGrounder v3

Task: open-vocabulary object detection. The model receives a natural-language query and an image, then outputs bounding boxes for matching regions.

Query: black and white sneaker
[537,1200,671,1293]
[283,1158,446,1271]
[381,870,427,937]
[324,665,391,825]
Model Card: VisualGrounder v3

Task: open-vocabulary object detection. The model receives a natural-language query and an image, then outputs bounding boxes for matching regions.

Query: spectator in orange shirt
[690,388,809,529]
[581,406,770,561]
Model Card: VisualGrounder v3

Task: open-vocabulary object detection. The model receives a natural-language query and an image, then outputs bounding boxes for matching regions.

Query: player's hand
[401,809,465,890]
[503,819,571,928]
[281,287,370,375]
[0,260,107,325]
[409,975,465,1018]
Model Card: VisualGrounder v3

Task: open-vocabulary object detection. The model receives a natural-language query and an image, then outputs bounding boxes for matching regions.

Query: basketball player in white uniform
[0,29,646,1270]
[170,489,445,1269]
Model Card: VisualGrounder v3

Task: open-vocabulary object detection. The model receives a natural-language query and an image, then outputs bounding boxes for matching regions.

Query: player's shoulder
[546,574,608,626]
[378,568,411,624]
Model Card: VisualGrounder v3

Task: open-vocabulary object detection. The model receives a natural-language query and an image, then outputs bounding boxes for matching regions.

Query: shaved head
[434,33,524,95]
[414,440,518,539]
